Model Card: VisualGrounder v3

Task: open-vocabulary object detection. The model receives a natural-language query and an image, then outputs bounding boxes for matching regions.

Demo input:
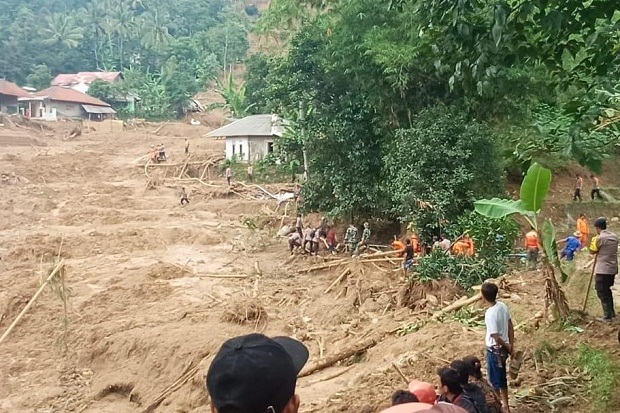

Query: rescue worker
[573,174,583,201]
[577,213,589,248]
[559,231,581,261]
[345,224,358,255]
[356,222,371,254]
[392,238,406,258]
[590,175,603,200]
[589,217,618,322]
[525,227,540,270]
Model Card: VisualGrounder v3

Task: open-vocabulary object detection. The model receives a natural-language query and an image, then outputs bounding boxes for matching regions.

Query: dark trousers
[595,274,616,319]
[573,188,581,201]
[591,189,602,200]
[248,174,253,183]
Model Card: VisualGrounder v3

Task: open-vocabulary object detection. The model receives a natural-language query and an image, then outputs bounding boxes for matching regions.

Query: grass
[574,344,620,412]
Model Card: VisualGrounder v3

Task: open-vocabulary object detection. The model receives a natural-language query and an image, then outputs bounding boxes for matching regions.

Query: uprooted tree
[475,162,570,321]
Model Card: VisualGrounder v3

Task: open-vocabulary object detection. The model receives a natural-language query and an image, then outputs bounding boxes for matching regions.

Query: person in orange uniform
[411,233,420,254]
[577,213,589,249]
[392,239,406,258]
[452,234,475,257]
[525,227,540,270]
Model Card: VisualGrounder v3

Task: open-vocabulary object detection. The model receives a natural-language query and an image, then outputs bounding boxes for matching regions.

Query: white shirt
[485,301,511,348]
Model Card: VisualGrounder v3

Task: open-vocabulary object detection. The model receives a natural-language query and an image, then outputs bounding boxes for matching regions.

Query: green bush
[415,212,519,290]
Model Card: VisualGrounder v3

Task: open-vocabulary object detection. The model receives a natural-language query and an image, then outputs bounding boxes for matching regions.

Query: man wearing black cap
[589,217,618,322]
[206,333,309,413]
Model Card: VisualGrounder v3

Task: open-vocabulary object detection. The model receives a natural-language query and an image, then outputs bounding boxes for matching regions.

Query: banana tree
[474,163,570,321]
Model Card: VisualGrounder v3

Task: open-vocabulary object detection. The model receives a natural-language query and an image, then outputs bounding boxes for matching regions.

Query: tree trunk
[299,102,309,182]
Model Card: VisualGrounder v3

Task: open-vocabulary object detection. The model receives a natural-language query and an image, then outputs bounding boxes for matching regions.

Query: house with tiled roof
[51,72,123,93]
[0,79,30,114]
[19,86,116,121]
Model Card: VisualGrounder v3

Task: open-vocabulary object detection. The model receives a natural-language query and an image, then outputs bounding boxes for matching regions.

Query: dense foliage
[0,0,252,118]
[247,0,620,225]
[416,213,520,289]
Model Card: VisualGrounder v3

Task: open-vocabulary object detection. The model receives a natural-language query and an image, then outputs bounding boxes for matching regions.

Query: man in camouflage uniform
[356,222,371,254]
[345,224,358,255]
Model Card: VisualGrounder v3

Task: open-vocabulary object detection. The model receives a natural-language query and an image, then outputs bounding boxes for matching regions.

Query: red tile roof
[51,72,122,86]
[0,79,30,98]
[35,86,111,107]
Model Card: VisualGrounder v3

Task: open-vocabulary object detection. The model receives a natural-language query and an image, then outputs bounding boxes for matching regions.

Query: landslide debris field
[0,120,619,413]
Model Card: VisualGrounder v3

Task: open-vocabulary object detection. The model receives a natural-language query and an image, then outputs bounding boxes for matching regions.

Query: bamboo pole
[582,254,598,312]
[297,259,348,273]
[0,259,65,345]
[198,274,250,279]
[324,268,351,294]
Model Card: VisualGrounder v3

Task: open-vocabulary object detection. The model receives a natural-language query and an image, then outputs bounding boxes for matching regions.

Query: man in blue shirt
[560,231,582,261]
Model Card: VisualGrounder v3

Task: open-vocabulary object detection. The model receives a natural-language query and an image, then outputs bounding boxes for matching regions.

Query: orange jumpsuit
[392,240,406,258]
[577,218,589,246]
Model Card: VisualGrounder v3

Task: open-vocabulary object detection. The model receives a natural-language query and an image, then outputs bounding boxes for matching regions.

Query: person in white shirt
[481,282,515,413]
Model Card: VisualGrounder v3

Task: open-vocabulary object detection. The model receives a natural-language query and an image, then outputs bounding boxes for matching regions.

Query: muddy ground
[0,119,619,413]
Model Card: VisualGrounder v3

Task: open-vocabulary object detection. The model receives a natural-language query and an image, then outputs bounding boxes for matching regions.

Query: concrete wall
[52,101,83,119]
[226,136,249,161]
[225,136,274,162]
[248,136,274,162]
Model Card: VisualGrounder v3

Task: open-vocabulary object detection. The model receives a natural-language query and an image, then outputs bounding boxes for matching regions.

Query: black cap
[594,217,607,229]
[207,334,309,413]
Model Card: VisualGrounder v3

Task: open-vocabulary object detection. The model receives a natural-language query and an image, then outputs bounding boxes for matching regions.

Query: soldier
[356,222,371,254]
[345,224,358,255]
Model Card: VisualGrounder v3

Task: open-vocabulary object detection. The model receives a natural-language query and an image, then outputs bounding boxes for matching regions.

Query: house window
[239,144,243,157]
[267,142,274,153]
[232,144,235,155]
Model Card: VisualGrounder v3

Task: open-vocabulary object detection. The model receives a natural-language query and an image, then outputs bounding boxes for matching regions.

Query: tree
[87,79,117,105]
[41,12,84,49]
[384,106,504,231]
[212,73,255,118]
[26,65,53,91]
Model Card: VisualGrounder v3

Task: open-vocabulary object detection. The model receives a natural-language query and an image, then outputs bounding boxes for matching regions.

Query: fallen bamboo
[297,259,348,273]
[431,294,481,320]
[392,362,410,385]
[358,250,400,259]
[298,336,378,378]
[141,362,201,413]
[358,257,400,264]
[305,365,355,385]
[0,259,65,345]
[324,268,351,294]
[153,121,170,135]
[173,178,220,188]
[198,274,251,279]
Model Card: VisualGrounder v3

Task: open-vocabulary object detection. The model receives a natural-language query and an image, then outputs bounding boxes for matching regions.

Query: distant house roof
[206,114,288,138]
[0,79,30,98]
[29,86,111,107]
[51,71,122,87]
[82,104,116,114]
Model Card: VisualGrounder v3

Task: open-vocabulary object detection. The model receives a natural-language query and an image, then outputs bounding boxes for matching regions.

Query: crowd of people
[148,143,167,163]
[203,281,516,413]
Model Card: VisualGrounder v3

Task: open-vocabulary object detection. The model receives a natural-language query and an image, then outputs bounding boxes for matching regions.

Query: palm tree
[82,2,107,68]
[104,0,135,69]
[41,13,84,49]
[141,10,173,51]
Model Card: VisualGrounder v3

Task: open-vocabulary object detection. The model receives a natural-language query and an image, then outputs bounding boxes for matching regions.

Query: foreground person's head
[206,334,309,413]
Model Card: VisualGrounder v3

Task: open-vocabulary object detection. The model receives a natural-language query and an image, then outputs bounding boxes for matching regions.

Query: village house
[0,79,30,114]
[51,71,138,113]
[206,114,287,162]
[19,86,116,121]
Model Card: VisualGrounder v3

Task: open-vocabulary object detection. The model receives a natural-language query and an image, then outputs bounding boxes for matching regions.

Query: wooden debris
[324,268,351,294]
[0,259,65,344]
[140,360,201,413]
[298,336,378,378]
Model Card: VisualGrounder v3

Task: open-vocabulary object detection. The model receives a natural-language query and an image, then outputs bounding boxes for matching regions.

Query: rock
[612,217,619,222]
[277,225,291,237]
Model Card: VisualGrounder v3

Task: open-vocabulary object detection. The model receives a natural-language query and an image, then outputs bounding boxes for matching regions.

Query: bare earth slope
[0,121,618,413]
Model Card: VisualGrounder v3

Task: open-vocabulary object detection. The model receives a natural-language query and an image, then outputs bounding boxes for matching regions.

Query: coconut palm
[41,13,84,49]
[141,10,173,51]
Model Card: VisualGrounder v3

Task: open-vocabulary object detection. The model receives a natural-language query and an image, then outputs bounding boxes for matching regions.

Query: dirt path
[0,122,618,413]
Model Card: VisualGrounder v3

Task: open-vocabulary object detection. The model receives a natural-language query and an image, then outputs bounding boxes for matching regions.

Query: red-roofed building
[19,86,116,121]
[0,79,30,114]
[51,72,123,93]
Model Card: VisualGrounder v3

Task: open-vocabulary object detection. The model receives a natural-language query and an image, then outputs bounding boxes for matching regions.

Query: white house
[206,114,287,162]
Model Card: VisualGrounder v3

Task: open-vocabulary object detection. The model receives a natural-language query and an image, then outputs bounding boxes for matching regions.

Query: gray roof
[206,114,287,138]
[82,104,117,114]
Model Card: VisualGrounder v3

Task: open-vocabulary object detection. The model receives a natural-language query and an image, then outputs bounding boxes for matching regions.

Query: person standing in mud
[185,138,190,156]
[590,174,603,200]
[589,217,618,323]
[225,166,233,187]
[481,282,514,413]
[180,187,189,205]
[573,174,583,201]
